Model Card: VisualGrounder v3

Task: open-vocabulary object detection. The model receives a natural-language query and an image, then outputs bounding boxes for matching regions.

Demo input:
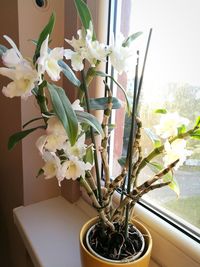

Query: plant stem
[124,53,139,239]
[136,28,152,108]
[36,81,49,125]
[81,70,103,206]
[136,128,196,175]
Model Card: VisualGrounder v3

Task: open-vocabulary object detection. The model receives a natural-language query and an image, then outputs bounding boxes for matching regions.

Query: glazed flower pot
[80,217,152,267]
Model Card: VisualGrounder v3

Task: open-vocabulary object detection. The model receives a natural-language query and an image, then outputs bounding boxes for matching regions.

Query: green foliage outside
[164,196,200,228]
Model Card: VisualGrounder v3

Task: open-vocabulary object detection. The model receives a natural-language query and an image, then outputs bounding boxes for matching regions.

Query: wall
[0,0,65,266]
[0,1,25,266]
[18,0,63,205]
[0,1,109,266]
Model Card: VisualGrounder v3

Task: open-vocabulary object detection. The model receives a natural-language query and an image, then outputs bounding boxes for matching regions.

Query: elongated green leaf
[95,71,131,115]
[0,44,7,56]
[147,161,180,197]
[83,146,94,165]
[75,110,103,136]
[122,32,142,47]
[144,128,161,148]
[195,116,200,127]
[154,109,167,114]
[33,13,55,64]
[23,117,44,128]
[47,83,78,146]
[8,126,45,150]
[58,60,81,87]
[74,0,95,39]
[191,129,200,140]
[88,97,121,110]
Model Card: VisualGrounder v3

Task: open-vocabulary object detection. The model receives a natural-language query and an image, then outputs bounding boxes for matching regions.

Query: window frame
[106,0,200,244]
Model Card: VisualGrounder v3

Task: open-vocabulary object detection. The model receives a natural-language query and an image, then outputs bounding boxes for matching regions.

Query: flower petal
[3,35,23,60]
[2,48,21,67]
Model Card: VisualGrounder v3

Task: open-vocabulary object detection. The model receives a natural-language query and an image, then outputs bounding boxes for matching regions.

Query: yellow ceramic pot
[80,217,152,267]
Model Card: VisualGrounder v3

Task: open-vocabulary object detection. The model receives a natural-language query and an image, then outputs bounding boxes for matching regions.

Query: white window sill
[13,196,159,267]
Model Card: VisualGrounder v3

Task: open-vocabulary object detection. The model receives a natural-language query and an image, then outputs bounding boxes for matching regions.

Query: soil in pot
[86,221,145,262]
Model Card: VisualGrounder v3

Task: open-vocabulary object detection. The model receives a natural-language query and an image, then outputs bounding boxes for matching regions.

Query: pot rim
[86,222,145,264]
[80,217,153,266]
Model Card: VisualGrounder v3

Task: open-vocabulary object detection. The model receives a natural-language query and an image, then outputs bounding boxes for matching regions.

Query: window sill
[13,196,159,267]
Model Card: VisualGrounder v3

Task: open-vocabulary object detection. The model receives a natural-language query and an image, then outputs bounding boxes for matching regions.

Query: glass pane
[109,0,200,232]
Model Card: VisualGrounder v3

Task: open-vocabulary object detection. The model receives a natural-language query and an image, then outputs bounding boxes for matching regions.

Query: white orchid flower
[61,155,92,181]
[0,35,39,99]
[84,23,109,65]
[71,99,84,111]
[163,139,192,170]
[36,116,68,153]
[42,152,59,179]
[64,50,84,71]
[64,29,86,71]
[41,151,63,181]
[109,32,133,74]
[37,35,64,82]
[155,112,189,139]
[46,116,67,135]
[64,22,108,71]
[37,134,68,153]
[64,134,86,159]
[1,35,23,67]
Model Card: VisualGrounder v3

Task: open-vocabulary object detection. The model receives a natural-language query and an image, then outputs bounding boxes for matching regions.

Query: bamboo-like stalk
[100,83,113,188]
[79,176,114,230]
[136,159,179,191]
[124,52,139,239]
[81,70,103,206]
[136,28,152,108]
[85,171,98,197]
[131,117,143,188]
[136,127,197,176]
[111,159,178,222]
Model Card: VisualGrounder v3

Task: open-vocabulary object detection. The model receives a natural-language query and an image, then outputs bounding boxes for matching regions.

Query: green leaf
[36,168,44,178]
[95,71,131,115]
[83,146,94,165]
[147,161,180,197]
[0,44,7,56]
[58,60,81,87]
[195,116,200,127]
[144,128,161,148]
[191,129,200,140]
[118,156,126,167]
[74,0,95,39]
[154,109,167,114]
[23,117,44,128]
[88,97,121,110]
[177,124,187,135]
[167,178,180,198]
[108,123,116,132]
[8,126,45,150]
[31,86,39,96]
[47,83,78,146]
[33,12,55,64]
[75,110,104,136]
[122,32,142,47]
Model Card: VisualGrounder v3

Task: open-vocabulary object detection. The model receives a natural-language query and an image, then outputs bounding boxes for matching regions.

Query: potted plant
[0,0,199,266]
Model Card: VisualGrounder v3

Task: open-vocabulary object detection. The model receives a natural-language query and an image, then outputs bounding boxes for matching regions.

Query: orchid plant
[0,0,200,260]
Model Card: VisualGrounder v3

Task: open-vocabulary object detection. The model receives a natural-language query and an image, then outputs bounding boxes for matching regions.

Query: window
[108,0,200,237]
